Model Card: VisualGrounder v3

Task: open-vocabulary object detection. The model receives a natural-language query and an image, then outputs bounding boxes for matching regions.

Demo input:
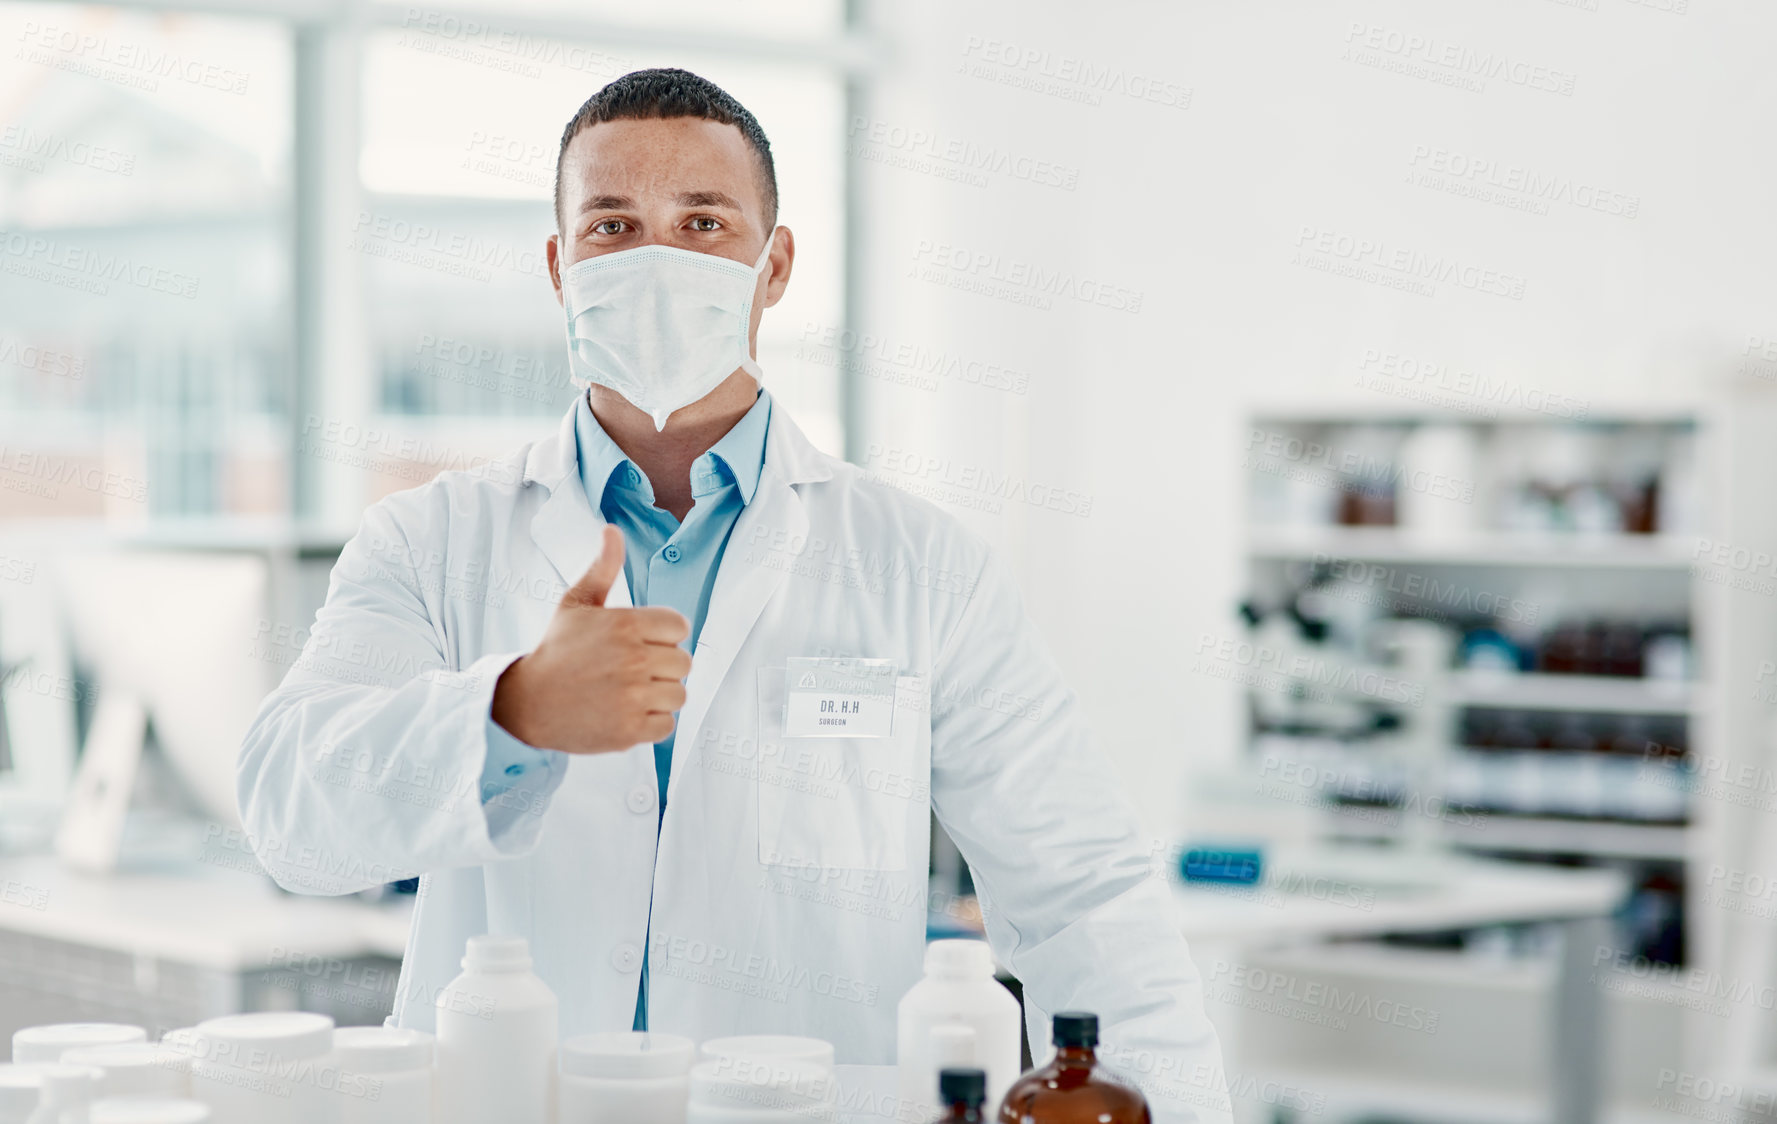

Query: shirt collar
[574,389,773,510]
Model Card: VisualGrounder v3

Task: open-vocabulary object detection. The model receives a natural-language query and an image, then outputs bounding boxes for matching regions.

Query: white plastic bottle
[23,1063,102,1124]
[559,1032,694,1124]
[895,940,1020,1114]
[0,1064,47,1124]
[13,1028,146,1066]
[686,1057,836,1124]
[188,1012,341,1124]
[330,1027,433,1124]
[434,935,556,1124]
[59,1045,189,1099]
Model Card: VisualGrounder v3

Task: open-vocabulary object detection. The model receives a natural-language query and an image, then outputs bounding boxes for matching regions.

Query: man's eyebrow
[579,193,634,214]
[676,190,744,210]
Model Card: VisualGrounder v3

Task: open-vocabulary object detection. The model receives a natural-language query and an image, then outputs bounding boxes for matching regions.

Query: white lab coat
[236,401,1231,1123]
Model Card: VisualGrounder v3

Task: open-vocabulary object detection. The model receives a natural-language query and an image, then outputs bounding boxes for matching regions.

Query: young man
[237,68,1229,1122]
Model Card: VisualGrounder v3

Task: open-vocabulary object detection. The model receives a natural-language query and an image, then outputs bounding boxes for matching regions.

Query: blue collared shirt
[479,387,772,1027]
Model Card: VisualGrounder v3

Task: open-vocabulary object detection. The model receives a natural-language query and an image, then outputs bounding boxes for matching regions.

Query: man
[237,68,1230,1122]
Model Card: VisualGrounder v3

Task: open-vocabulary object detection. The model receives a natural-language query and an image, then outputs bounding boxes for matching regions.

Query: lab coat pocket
[756,668,929,872]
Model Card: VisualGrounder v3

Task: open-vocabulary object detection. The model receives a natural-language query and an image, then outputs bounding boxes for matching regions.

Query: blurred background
[3,0,1777,1120]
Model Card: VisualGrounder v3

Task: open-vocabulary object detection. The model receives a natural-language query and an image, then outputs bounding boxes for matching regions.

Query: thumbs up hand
[491,525,692,754]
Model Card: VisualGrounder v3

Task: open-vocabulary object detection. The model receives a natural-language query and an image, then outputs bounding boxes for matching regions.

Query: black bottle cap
[939,1067,987,1106]
[1052,1011,1099,1048]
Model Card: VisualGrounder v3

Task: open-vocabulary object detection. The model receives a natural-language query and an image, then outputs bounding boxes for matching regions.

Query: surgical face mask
[562,232,776,431]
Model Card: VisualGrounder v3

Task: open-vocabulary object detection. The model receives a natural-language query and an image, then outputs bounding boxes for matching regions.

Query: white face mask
[561,232,776,431]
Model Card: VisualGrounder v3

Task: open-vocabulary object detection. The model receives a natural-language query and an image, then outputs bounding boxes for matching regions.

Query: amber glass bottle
[995,1012,1151,1124]
[933,1067,990,1123]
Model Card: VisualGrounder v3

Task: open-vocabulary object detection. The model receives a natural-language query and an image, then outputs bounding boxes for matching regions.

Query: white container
[696,1038,833,1072]
[24,1063,103,1124]
[188,1012,341,1124]
[14,1028,146,1066]
[559,1032,694,1124]
[434,935,556,1124]
[59,1045,189,1099]
[330,1027,433,1124]
[1,1064,47,1124]
[686,1058,836,1123]
[88,1100,211,1123]
[896,940,1020,1114]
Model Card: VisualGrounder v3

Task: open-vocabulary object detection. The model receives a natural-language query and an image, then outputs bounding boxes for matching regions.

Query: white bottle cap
[35,1064,104,1109]
[689,1058,836,1120]
[930,1023,978,1068]
[13,1025,147,1065]
[60,1044,188,1097]
[331,1027,433,1074]
[462,934,532,973]
[89,1098,212,1123]
[698,1035,835,1071]
[0,1063,46,1119]
[562,1032,695,1080]
[924,939,994,978]
[190,1012,334,1066]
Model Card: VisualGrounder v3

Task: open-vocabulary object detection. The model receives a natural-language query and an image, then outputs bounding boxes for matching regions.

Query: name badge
[783,657,897,738]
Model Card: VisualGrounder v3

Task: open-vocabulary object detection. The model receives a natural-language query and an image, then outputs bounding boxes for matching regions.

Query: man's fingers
[645,645,693,681]
[641,680,688,714]
[564,525,625,608]
[631,606,692,645]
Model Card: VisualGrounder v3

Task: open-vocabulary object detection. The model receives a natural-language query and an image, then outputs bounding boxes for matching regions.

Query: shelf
[1248,526,1697,570]
[1449,671,1696,714]
[1324,813,1691,861]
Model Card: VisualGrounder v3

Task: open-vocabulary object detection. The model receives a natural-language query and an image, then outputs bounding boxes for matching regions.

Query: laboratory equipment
[896,941,1020,1115]
[685,1057,836,1123]
[188,1012,340,1124]
[559,1031,694,1124]
[57,1044,188,1098]
[13,1028,146,1066]
[697,1037,833,1071]
[330,1027,433,1124]
[931,1068,988,1123]
[995,1013,1150,1124]
[434,936,556,1124]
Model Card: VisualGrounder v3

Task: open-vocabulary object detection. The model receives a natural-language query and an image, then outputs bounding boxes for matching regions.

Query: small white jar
[0,1064,47,1124]
[686,1057,837,1124]
[558,1032,694,1124]
[13,1026,146,1065]
[24,1063,104,1123]
[61,1044,190,1099]
[697,1037,834,1072]
[330,1027,433,1124]
[88,1099,212,1123]
[188,1012,341,1124]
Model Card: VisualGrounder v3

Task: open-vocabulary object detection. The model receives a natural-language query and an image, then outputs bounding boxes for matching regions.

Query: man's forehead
[564,118,757,191]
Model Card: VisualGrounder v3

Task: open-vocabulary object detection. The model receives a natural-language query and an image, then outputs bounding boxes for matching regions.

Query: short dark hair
[554,68,778,233]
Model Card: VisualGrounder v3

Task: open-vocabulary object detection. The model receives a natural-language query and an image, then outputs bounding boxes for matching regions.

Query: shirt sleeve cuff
[480,716,567,848]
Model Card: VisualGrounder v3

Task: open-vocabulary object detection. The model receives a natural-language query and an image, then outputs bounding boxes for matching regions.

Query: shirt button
[504,763,525,777]
[625,468,641,486]
[611,943,641,972]
[626,786,657,815]
[663,545,682,563]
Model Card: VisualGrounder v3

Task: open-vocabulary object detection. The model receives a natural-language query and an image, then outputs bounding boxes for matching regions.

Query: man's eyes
[690,217,721,232]
[593,219,627,236]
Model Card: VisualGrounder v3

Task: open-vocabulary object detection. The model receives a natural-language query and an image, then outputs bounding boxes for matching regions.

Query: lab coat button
[627,786,657,814]
[611,943,641,972]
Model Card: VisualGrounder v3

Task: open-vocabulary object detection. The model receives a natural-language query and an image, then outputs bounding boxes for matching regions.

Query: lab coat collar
[523,390,836,495]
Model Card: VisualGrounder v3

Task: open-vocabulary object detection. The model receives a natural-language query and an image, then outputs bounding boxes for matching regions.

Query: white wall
[849,0,1777,837]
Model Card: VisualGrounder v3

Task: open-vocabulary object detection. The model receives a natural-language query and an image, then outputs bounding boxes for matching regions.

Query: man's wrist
[490,656,533,743]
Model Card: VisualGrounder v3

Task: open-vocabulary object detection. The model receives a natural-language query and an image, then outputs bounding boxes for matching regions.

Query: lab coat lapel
[669,467,801,803]
[524,400,632,610]
[668,407,834,805]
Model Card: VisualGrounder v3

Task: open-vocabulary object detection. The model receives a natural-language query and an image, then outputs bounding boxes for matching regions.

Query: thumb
[564,524,625,608]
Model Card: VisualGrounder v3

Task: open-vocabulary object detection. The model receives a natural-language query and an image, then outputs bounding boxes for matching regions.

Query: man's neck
[587,372,759,522]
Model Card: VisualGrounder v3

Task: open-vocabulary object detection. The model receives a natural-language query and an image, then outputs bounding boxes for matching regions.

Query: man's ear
[547,233,564,306]
[762,225,795,309]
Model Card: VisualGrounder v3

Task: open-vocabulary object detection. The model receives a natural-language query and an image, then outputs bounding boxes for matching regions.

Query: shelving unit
[1231,399,1745,1123]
